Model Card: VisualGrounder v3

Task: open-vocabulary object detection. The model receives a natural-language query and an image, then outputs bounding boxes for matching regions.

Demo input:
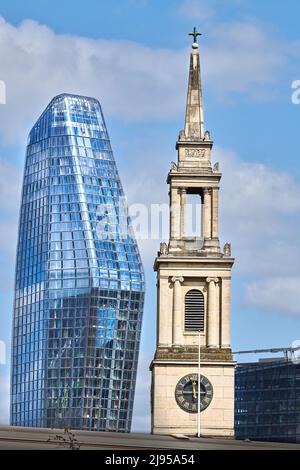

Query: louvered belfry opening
[184,289,205,332]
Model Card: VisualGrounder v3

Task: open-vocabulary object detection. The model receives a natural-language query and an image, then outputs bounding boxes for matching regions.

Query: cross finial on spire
[184,26,204,139]
[189,27,201,44]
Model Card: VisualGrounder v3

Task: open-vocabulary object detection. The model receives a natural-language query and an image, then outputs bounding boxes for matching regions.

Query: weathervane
[188,27,201,44]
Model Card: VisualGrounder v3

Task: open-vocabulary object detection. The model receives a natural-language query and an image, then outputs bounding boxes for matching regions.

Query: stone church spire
[184,27,205,140]
[150,29,235,438]
[176,28,212,174]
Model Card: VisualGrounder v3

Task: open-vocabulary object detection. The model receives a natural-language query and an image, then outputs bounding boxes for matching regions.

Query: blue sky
[1,0,300,431]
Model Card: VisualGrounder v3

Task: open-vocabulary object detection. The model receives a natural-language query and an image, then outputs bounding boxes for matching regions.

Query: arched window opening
[184,289,204,332]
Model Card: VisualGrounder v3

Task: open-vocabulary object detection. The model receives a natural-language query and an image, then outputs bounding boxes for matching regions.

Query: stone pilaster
[157,277,172,348]
[180,188,187,239]
[221,278,231,348]
[212,188,219,239]
[170,187,180,240]
[201,192,204,237]
[171,276,184,346]
[206,277,219,348]
[203,188,212,240]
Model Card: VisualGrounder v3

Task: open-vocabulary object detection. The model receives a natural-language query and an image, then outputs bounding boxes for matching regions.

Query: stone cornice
[154,256,234,271]
[150,360,237,371]
[167,172,222,184]
[150,346,234,365]
[175,139,213,151]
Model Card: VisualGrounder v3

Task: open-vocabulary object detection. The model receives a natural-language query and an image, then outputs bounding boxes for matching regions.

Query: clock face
[175,374,213,413]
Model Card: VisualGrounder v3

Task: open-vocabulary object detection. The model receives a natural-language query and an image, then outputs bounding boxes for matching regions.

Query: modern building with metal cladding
[11,93,145,432]
[235,359,300,443]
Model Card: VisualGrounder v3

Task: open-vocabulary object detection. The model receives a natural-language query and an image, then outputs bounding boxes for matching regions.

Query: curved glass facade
[11,94,145,432]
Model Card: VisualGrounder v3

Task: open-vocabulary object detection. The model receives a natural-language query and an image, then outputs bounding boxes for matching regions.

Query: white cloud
[203,22,286,100]
[0,16,186,144]
[245,277,300,316]
[0,9,298,394]
[1,128,300,320]
[0,10,298,429]
[0,158,21,266]
[0,158,20,292]
[121,140,170,267]
[178,0,216,22]
[217,148,300,278]
[0,220,18,259]
[211,147,300,317]
[0,159,22,214]
[122,142,300,319]
[0,16,292,145]
[122,143,300,284]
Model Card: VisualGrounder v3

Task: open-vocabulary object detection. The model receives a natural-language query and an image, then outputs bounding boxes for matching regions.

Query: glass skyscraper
[11,94,145,432]
[235,359,300,443]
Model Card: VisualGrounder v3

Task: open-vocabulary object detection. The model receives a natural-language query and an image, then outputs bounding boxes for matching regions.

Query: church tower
[150,30,235,437]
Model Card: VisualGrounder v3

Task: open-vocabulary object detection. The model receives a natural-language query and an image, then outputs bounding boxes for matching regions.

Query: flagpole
[197,329,201,438]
